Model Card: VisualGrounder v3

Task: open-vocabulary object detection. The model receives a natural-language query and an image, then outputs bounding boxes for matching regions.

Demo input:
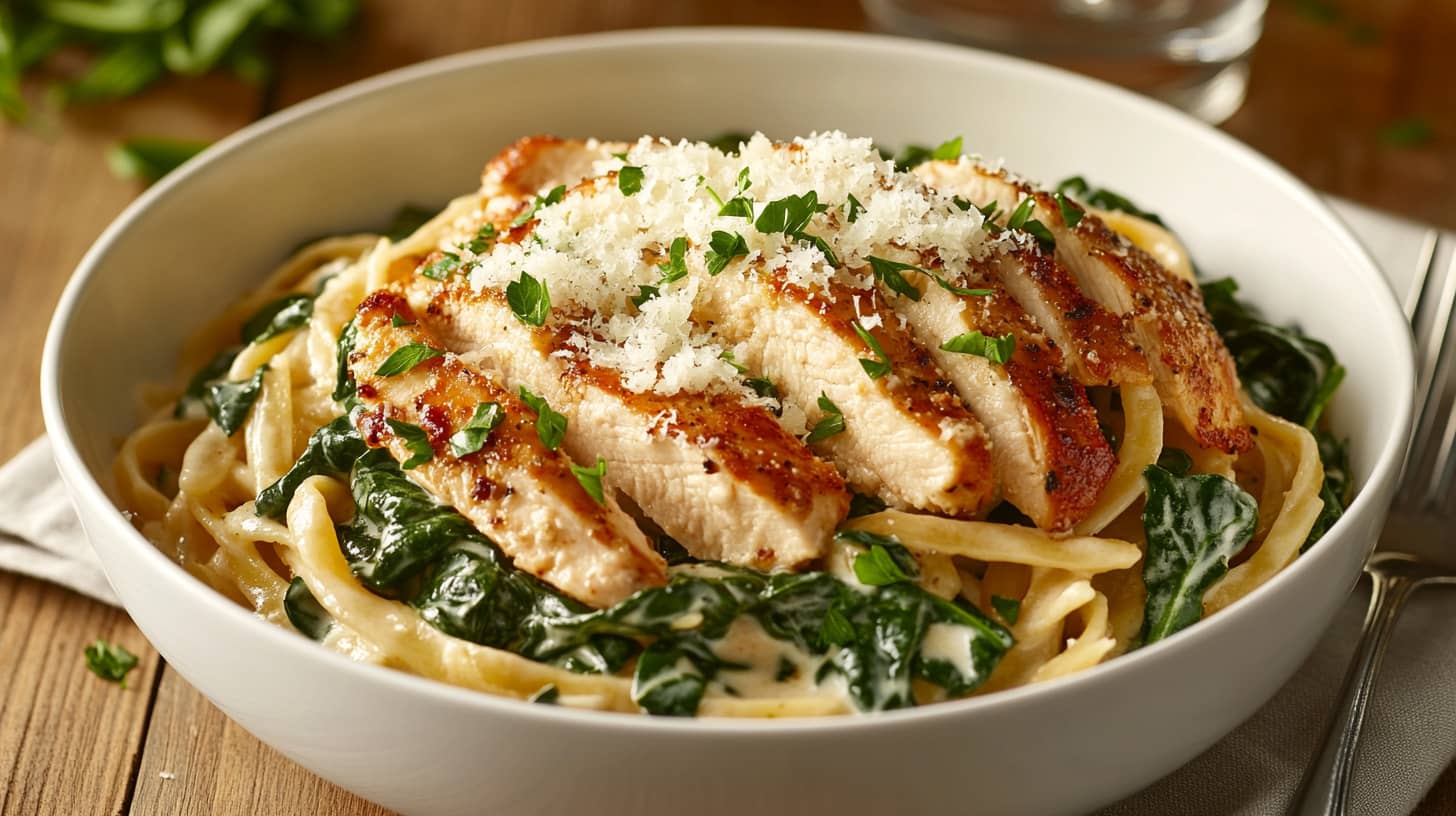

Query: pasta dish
[116,133,1350,717]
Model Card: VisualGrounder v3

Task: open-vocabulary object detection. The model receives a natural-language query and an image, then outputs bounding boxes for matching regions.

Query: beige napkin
[2,198,1451,815]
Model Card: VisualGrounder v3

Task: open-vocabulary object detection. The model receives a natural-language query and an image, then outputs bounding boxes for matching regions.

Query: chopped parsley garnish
[705,230,749,276]
[83,640,139,688]
[657,236,689,283]
[631,285,660,308]
[806,393,846,443]
[933,276,994,297]
[852,544,913,587]
[1021,219,1056,250]
[852,321,892,380]
[511,184,566,226]
[374,342,445,377]
[391,313,413,328]
[420,252,461,280]
[506,271,551,326]
[746,377,779,405]
[990,595,1021,625]
[1005,197,1036,230]
[386,419,434,469]
[618,165,645,195]
[1055,192,1085,228]
[518,386,567,451]
[940,331,1016,364]
[891,136,963,171]
[711,167,755,218]
[570,456,608,504]
[465,223,497,254]
[1056,176,1166,227]
[755,190,838,266]
[845,193,865,223]
[866,256,923,301]
[449,402,504,457]
[718,350,747,373]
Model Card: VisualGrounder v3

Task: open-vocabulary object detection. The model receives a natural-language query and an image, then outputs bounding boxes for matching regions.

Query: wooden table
[1,1,1452,813]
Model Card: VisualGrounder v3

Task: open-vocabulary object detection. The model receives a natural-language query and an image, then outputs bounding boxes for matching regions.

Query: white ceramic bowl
[42,28,1413,816]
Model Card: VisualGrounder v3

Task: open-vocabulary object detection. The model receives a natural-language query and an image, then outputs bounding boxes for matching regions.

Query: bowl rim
[41,25,1415,735]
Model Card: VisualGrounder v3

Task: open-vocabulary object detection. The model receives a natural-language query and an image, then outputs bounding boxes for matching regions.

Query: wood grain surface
[1,1,1452,814]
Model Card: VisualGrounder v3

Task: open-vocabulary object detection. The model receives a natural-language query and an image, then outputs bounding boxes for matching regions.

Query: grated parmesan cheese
[460,132,1000,398]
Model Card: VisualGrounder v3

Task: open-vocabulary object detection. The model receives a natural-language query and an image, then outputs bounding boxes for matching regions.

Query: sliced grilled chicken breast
[929,162,1252,454]
[872,254,1117,530]
[481,135,627,199]
[697,264,998,517]
[407,276,850,570]
[347,291,667,606]
[914,162,1152,389]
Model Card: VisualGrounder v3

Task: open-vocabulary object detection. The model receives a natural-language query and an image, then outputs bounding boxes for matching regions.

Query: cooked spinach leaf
[173,346,238,418]
[202,365,265,435]
[332,317,359,403]
[1056,176,1166,227]
[1303,431,1351,552]
[1139,465,1258,645]
[284,577,333,641]
[382,204,437,242]
[241,293,312,345]
[1202,277,1345,429]
[254,415,367,518]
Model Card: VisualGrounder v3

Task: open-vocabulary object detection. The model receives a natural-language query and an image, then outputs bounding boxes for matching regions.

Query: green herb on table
[0,0,359,123]
[106,136,208,184]
[1378,117,1434,148]
[84,639,139,688]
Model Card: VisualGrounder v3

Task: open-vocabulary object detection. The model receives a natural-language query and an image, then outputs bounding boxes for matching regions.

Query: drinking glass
[860,0,1267,124]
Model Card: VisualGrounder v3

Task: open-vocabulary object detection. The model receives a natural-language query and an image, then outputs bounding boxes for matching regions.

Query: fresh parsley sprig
[449,402,504,457]
[386,419,433,469]
[940,331,1016,364]
[518,386,567,450]
[83,639,139,687]
[375,342,444,377]
[755,190,839,267]
[570,456,608,504]
[506,271,551,326]
[511,184,566,227]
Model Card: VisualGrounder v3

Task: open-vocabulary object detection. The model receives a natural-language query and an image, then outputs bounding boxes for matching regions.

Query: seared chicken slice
[347,291,667,606]
[697,264,998,517]
[914,162,1151,389]
[872,254,1117,530]
[408,276,850,570]
[481,135,627,199]
[929,162,1251,454]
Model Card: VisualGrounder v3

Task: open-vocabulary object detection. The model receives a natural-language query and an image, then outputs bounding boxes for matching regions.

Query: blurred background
[0,1,1452,813]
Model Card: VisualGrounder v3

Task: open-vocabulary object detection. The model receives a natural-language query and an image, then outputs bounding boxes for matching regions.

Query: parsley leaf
[631,285,660,308]
[1056,176,1166,227]
[570,456,608,504]
[391,313,413,328]
[853,544,913,587]
[374,342,444,377]
[518,386,567,450]
[990,595,1021,625]
[940,331,1016,364]
[716,171,755,219]
[755,191,823,235]
[657,236,689,283]
[807,393,846,443]
[465,223,496,254]
[618,165,645,195]
[511,184,566,226]
[933,276,994,297]
[83,640,139,688]
[449,402,504,457]
[420,252,461,280]
[852,321,892,380]
[386,419,433,469]
[866,256,924,301]
[705,230,749,276]
[845,193,865,223]
[506,271,551,326]
[932,136,963,160]
[1022,218,1056,251]
[203,365,266,435]
[891,136,963,171]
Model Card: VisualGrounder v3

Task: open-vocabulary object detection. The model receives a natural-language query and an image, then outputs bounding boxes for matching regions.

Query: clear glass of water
[860,0,1267,124]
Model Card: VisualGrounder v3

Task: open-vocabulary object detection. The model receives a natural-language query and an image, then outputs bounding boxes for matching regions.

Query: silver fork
[1289,230,1456,816]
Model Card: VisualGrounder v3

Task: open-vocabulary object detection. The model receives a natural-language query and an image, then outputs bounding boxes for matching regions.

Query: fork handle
[1287,561,1423,816]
